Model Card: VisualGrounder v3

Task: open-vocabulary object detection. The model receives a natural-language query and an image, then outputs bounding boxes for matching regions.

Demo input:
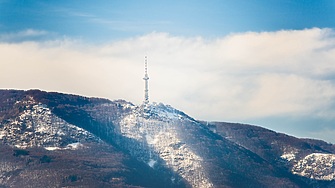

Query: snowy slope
[0,97,101,150]
[1,90,335,187]
[113,103,213,188]
[110,102,311,187]
[292,153,335,180]
[211,121,335,186]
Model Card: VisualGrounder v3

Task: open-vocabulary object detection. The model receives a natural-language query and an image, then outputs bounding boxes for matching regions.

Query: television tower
[143,54,149,105]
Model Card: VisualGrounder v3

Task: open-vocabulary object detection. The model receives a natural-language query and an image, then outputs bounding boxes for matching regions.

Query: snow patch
[67,142,83,150]
[44,142,84,151]
[146,134,159,145]
[124,103,135,109]
[281,153,296,161]
[45,147,61,151]
[148,159,156,168]
[292,153,335,180]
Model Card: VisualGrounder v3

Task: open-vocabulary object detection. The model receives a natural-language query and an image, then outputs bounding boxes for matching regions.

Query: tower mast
[143,54,149,105]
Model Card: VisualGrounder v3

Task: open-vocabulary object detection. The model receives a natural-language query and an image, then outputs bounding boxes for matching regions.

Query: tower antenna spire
[143,54,149,105]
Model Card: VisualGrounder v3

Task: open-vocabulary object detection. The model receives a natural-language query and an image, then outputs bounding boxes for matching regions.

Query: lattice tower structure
[143,55,149,105]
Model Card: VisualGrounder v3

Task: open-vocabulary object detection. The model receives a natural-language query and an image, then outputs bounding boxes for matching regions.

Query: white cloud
[0,29,49,42]
[1,28,335,121]
[18,29,48,37]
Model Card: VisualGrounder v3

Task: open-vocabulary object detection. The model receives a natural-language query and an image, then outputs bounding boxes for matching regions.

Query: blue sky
[1,0,334,42]
[1,0,335,143]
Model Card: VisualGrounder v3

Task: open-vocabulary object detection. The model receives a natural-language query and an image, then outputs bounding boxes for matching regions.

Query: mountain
[0,89,334,188]
[208,122,335,187]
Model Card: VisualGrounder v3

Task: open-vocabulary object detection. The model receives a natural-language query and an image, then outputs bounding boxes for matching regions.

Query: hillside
[0,89,334,187]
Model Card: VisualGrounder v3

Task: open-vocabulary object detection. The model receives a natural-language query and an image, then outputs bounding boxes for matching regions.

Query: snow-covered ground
[292,153,335,180]
[114,103,213,188]
[45,142,85,151]
[0,98,101,149]
[280,148,299,162]
[2,96,335,186]
[281,153,296,161]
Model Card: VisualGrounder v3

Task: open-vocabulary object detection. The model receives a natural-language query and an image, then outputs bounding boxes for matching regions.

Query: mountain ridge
[0,89,334,187]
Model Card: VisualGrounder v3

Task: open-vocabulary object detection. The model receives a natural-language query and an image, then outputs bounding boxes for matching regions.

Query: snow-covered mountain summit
[113,103,214,188]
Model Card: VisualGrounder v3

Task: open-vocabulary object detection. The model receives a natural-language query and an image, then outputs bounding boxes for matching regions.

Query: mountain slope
[112,103,309,187]
[0,89,333,187]
[209,121,335,186]
[0,89,180,188]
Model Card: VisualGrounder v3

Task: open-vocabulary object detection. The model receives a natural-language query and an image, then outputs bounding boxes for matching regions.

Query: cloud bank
[1,28,335,123]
